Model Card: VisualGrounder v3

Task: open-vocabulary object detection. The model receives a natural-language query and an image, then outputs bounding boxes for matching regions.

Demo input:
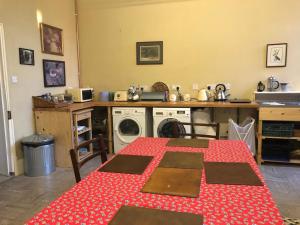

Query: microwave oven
[67,88,93,102]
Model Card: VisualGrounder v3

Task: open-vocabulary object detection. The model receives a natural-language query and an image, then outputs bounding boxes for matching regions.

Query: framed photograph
[43,59,66,87]
[266,43,288,67]
[40,23,63,56]
[136,41,163,65]
[19,48,34,65]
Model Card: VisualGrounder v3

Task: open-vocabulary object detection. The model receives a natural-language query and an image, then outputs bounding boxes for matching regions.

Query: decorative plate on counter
[152,82,169,92]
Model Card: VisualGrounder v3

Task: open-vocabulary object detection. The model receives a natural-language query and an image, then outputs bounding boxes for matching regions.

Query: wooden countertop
[33,100,259,112]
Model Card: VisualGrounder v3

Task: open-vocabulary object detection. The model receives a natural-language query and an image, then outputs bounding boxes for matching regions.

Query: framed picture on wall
[19,48,34,65]
[136,41,163,65]
[40,23,64,56]
[266,43,287,67]
[43,59,66,87]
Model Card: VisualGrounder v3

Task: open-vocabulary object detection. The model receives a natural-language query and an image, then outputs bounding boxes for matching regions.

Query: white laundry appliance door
[156,118,187,138]
[114,117,142,153]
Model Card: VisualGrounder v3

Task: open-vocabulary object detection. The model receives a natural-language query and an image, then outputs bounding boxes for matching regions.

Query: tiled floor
[0,159,299,225]
[0,175,11,184]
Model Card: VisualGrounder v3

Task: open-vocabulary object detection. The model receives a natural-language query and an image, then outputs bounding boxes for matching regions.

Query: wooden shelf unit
[34,108,94,167]
[257,107,300,165]
[73,108,94,161]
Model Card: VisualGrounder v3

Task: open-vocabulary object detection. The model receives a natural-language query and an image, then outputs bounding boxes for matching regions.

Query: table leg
[107,106,113,154]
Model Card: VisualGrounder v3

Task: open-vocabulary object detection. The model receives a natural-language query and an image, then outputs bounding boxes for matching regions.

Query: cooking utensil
[214,84,229,101]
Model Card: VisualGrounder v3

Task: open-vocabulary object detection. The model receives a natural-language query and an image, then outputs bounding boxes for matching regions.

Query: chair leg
[98,134,108,163]
[70,149,81,183]
[216,123,220,140]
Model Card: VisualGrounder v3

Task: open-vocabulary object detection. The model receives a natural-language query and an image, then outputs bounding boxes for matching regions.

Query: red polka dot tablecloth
[25,137,284,225]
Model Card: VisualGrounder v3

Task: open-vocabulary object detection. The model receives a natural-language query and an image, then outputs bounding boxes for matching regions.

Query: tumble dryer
[153,108,191,138]
[113,107,152,153]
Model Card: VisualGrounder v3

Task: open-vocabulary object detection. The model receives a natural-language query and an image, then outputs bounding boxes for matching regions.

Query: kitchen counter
[33,100,259,160]
[33,100,259,112]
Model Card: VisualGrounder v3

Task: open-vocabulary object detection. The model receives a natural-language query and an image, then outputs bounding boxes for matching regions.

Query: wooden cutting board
[109,206,203,225]
[99,155,153,175]
[142,167,202,198]
[204,162,263,186]
[158,151,204,170]
[167,138,209,148]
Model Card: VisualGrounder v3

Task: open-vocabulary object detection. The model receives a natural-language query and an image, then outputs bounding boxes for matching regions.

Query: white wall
[0,0,79,175]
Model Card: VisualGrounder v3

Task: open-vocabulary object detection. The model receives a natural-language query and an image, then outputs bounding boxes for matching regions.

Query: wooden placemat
[99,155,153,175]
[204,162,263,186]
[167,138,209,148]
[142,167,202,198]
[159,151,204,170]
[109,206,203,225]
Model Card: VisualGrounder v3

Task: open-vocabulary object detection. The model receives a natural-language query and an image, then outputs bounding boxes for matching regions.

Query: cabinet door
[35,111,74,167]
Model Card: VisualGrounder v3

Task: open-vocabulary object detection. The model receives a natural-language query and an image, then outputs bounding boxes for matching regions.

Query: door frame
[0,23,15,175]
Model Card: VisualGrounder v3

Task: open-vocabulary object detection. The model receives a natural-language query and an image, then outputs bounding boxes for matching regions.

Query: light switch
[11,75,18,83]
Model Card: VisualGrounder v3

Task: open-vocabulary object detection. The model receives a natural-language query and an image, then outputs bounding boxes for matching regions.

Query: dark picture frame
[266,43,288,68]
[136,41,163,65]
[40,23,64,56]
[19,48,34,65]
[43,59,66,87]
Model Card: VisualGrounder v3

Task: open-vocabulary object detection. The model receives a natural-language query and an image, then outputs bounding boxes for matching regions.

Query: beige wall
[78,0,300,97]
[0,0,79,175]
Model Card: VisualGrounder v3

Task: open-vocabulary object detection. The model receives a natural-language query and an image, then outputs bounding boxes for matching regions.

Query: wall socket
[192,83,199,90]
[171,84,181,90]
[207,83,231,90]
[140,85,151,92]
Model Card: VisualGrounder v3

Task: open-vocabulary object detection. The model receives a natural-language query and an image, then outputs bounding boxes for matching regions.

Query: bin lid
[22,134,54,147]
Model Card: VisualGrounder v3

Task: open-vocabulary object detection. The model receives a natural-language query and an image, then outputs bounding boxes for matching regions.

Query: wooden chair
[173,122,220,139]
[70,134,108,183]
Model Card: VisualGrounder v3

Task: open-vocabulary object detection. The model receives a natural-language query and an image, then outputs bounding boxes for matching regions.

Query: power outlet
[192,83,199,90]
[225,83,231,90]
[140,85,150,92]
[171,85,181,90]
[207,84,216,91]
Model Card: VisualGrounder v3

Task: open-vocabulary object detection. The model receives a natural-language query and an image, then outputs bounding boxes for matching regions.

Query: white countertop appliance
[67,88,93,102]
[112,107,152,153]
[153,108,191,138]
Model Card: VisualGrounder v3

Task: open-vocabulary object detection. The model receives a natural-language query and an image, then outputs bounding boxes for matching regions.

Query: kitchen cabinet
[34,101,258,167]
[34,108,94,167]
[257,107,300,165]
[73,108,93,161]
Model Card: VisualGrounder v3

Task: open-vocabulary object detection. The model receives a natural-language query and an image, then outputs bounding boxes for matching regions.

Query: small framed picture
[40,23,63,56]
[266,43,288,67]
[136,41,163,65]
[19,48,34,65]
[43,59,66,87]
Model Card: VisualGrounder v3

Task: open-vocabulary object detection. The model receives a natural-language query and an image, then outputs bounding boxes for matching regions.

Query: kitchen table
[26,138,283,225]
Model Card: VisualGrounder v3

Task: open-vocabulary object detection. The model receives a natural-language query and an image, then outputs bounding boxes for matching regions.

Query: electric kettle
[197,89,208,101]
[214,84,229,101]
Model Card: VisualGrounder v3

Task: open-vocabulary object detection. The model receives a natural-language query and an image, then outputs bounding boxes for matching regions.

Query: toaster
[114,91,128,101]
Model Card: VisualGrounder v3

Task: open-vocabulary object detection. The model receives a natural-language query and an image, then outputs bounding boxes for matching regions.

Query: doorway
[0,23,13,176]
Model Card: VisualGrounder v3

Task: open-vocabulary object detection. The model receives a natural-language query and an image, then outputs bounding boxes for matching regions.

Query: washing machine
[153,108,191,138]
[113,107,152,153]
